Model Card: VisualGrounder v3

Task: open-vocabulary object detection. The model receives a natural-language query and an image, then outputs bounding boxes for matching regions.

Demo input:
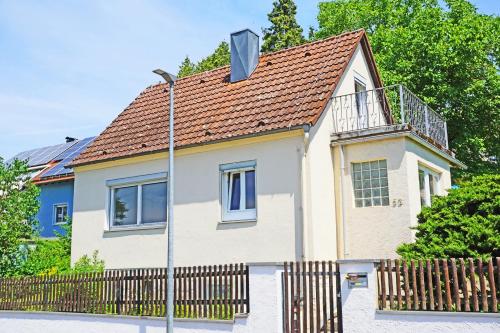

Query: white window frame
[354,75,368,129]
[106,173,168,229]
[220,161,257,222]
[418,165,440,208]
[53,203,68,225]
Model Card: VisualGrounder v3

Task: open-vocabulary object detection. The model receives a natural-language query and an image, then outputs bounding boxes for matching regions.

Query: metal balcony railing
[332,85,448,149]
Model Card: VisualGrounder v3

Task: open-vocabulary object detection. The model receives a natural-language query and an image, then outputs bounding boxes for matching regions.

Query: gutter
[70,125,306,169]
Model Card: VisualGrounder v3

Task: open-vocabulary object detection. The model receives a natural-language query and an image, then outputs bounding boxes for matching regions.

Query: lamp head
[153,69,177,85]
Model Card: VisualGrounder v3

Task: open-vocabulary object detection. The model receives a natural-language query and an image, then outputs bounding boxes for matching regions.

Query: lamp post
[153,69,177,333]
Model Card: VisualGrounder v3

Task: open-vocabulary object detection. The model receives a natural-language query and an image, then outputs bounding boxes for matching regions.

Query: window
[107,173,168,228]
[418,167,440,207]
[53,204,68,224]
[352,160,389,207]
[355,79,368,129]
[220,161,256,222]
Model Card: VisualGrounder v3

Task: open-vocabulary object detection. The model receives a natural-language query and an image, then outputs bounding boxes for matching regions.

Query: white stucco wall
[304,44,379,260]
[338,135,453,259]
[72,135,304,268]
[0,264,284,333]
[404,138,452,229]
[340,137,412,259]
[339,260,500,333]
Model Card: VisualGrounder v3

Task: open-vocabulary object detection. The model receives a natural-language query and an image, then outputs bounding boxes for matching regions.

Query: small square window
[221,161,257,222]
[352,159,390,208]
[54,204,68,224]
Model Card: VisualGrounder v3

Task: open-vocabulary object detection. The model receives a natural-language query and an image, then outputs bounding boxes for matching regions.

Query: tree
[397,174,500,259]
[177,56,196,78]
[0,158,40,276]
[261,0,305,53]
[314,0,500,178]
[177,42,230,78]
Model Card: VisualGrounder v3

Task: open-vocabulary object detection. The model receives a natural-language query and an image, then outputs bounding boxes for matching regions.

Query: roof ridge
[260,28,365,58]
[156,29,365,83]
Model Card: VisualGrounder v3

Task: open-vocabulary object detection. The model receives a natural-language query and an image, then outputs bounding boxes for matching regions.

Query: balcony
[331,85,449,151]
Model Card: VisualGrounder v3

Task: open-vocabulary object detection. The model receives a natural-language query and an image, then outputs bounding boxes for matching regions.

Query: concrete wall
[0,264,284,333]
[37,181,73,238]
[72,134,304,268]
[339,260,500,333]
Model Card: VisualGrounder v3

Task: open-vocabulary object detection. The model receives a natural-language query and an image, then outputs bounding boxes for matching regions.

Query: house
[9,136,95,238]
[70,29,464,269]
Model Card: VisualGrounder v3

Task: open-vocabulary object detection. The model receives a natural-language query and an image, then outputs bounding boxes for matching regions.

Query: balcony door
[355,79,368,129]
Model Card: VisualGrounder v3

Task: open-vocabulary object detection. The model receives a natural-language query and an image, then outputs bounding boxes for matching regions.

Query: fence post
[399,85,405,124]
[43,277,49,311]
[116,272,122,315]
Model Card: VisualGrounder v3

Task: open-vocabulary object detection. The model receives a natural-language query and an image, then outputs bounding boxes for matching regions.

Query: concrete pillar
[337,259,378,333]
[234,263,284,333]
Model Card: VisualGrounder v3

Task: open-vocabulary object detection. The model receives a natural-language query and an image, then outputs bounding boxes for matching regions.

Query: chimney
[230,29,259,82]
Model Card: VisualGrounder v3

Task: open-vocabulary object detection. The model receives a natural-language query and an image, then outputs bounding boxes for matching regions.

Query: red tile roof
[73,29,376,166]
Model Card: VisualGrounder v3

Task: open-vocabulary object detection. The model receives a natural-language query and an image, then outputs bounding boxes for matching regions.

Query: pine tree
[261,0,305,53]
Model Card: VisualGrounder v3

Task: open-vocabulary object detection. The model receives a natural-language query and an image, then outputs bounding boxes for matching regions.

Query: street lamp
[153,68,177,333]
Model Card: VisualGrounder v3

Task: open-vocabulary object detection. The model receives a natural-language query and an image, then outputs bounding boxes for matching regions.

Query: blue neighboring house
[9,137,95,238]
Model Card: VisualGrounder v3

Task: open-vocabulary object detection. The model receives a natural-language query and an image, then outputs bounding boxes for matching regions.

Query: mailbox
[346,272,368,288]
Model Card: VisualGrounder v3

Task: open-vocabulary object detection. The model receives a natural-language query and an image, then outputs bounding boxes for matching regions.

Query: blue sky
[0,0,498,160]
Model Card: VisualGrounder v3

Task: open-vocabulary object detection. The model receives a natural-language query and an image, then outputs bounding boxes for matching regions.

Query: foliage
[314,0,500,178]
[71,250,105,274]
[261,0,305,53]
[177,56,196,78]
[17,219,104,276]
[397,174,500,259]
[18,238,70,276]
[177,42,230,78]
[0,158,40,276]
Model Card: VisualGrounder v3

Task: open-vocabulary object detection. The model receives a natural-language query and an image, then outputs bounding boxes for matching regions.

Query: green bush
[18,219,104,276]
[397,174,500,259]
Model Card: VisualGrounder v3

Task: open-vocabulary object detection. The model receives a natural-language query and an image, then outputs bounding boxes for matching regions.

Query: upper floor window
[220,161,256,222]
[53,204,68,225]
[106,173,168,228]
[354,78,368,128]
[418,167,440,207]
[352,159,389,207]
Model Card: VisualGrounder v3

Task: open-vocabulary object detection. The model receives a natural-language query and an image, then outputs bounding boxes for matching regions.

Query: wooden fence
[377,258,499,313]
[283,261,342,333]
[0,263,249,320]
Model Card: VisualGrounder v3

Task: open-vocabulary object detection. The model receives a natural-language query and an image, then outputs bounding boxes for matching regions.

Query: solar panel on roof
[40,137,95,178]
[8,141,77,167]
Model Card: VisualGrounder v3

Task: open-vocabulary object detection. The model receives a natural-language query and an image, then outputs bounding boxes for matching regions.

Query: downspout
[300,124,311,261]
[339,144,349,257]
